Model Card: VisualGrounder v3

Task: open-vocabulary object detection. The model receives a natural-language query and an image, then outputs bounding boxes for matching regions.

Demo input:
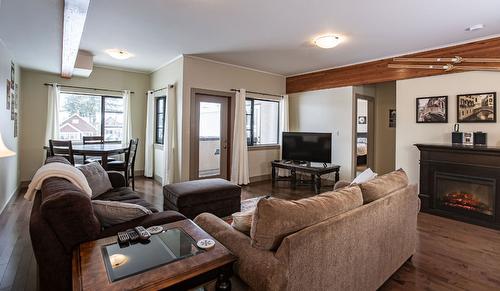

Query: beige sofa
[194,169,419,291]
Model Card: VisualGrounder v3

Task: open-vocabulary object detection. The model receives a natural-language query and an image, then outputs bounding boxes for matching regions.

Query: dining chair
[82,136,116,164]
[107,138,139,190]
[49,140,76,165]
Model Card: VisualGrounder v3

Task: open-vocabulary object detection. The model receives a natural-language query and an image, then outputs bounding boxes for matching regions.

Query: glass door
[191,94,229,180]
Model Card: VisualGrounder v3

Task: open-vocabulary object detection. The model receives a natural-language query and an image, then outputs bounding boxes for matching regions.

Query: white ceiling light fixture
[466,24,484,32]
[105,49,135,60]
[61,0,91,78]
[314,34,343,49]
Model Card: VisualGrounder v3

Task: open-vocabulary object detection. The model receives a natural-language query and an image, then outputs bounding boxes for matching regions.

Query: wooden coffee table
[72,219,236,290]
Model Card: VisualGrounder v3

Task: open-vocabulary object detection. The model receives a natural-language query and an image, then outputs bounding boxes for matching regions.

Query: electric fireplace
[416,144,500,229]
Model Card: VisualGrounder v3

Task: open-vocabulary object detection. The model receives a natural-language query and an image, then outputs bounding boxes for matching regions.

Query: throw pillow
[92,200,152,227]
[351,168,377,185]
[77,162,113,199]
[231,209,254,234]
[250,186,363,251]
[359,168,408,204]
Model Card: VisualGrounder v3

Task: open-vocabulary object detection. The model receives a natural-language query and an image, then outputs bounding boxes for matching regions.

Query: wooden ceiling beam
[286,37,500,94]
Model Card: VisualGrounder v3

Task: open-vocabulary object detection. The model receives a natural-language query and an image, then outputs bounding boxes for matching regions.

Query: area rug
[222,195,266,224]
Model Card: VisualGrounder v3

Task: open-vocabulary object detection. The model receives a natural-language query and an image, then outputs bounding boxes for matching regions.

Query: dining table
[44,143,129,170]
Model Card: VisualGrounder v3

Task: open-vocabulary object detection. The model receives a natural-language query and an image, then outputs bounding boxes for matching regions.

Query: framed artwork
[416,96,448,123]
[10,61,15,89]
[457,92,496,123]
[389,109,396,128]
[6,79,10,110]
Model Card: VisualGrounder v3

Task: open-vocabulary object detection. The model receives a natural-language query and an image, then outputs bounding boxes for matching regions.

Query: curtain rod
[146,85,174,95]
[230,88,282,98]
[44,83,134,94]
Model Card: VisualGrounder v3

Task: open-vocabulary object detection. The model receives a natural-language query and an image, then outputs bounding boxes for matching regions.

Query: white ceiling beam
[61,0,90,78]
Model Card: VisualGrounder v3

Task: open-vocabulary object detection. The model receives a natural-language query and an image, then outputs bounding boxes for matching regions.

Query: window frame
[245,97,280,147]
[155,96,166,145]
[58,92,124,143]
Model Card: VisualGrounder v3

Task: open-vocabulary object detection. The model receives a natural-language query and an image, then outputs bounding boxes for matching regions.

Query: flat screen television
[282,132,332,163]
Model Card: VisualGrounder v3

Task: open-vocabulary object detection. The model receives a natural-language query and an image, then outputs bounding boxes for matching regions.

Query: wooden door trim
[353,94,375,177]
[189,88,235,181]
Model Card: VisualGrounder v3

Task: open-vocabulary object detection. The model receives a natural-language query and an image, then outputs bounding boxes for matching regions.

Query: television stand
[271,160,341,194]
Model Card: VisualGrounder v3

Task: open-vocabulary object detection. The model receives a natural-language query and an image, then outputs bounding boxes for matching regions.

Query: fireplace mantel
[416,143,500,230]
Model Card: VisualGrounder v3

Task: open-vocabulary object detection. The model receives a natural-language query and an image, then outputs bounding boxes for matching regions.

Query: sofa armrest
[194,213,288,291]
[334,180,351,190]
[107,171,126,188]
[97,210,186,239]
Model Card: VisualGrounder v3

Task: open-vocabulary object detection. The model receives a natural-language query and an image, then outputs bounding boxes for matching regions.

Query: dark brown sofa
[29,157,186,291]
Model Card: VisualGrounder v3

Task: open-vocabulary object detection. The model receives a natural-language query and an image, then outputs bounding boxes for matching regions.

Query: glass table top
[102,228,204,282]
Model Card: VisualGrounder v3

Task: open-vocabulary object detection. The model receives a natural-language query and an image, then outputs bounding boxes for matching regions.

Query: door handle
[222,141,228,150]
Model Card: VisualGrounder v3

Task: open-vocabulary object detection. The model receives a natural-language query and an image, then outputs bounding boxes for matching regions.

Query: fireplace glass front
[435,173,495,216]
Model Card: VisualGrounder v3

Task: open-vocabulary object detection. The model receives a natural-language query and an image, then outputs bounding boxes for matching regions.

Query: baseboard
[249,174,271,183]
[0,186,20,216]
[134,170,144,177]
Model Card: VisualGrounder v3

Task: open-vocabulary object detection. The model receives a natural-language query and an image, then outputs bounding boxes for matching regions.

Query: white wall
[0,40,21,213]
[396,71,500,186]
[149,56,184,183]
[20,67,150,181]
[289,86,355,180]
[182,56,285,181]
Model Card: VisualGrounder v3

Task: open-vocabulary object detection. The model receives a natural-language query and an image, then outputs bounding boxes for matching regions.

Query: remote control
[134,226,151,240]
[126,228,139,241]
[117,231,130,244]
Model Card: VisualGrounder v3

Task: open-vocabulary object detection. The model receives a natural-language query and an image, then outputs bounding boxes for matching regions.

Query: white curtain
[230,89,250,185]
[45,84,60,145]
[163,85,179,185]
[278,94,290,176]
[122,90,132,146]
[144,90,154,178]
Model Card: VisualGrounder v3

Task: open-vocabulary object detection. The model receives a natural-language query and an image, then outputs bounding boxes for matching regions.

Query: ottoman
[163,178,241,219]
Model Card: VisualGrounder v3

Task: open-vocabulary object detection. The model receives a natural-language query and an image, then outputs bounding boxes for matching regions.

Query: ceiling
[1,0,500,76]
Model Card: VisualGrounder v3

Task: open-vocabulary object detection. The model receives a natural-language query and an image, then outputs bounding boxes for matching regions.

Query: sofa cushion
[40,177,101,252]
[359,168,408,204]
[96,187,159,212]
[231,209,254,234]
[77,162,113,199]
[92,200,153,227]
[250,185,363,251]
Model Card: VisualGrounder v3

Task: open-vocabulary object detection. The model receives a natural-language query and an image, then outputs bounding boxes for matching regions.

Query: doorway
[190,90,232,180]
[355,95,375,175]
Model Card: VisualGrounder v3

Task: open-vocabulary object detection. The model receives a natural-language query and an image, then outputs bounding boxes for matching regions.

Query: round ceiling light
[105,48,134,60]
[314,34,342,49]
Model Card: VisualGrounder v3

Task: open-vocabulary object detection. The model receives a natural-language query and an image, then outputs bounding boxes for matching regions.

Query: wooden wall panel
[286,37,500,94]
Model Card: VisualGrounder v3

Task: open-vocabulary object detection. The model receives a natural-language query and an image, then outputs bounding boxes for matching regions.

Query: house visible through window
[155,96,166,144]
[58,93,124,143]
[245,98,279,146]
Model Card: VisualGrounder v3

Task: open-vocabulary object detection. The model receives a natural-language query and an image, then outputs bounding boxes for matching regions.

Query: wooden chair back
[125,138,139,169]
[49,140,75,165]
[83,136,104,144]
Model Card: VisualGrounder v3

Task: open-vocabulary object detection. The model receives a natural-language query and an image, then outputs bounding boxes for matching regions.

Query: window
[155,96,166,144]
[245,98,279,146]
[58,93,124,143]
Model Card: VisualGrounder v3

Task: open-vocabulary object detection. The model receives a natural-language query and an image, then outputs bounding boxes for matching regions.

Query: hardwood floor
[1,177,499,290]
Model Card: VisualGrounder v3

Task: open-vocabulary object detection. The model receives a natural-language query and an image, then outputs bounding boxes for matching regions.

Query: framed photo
[358,116,367,124]
[6,79,10,110]
[457,92,496,123]
[10,61,15,89]
[416,96,448,123]
[389,109,396,128]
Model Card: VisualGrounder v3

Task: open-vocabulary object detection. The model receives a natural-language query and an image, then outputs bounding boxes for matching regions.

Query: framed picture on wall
[416,96,448,123]
[457,92,496,123]
[6,79,10,110]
